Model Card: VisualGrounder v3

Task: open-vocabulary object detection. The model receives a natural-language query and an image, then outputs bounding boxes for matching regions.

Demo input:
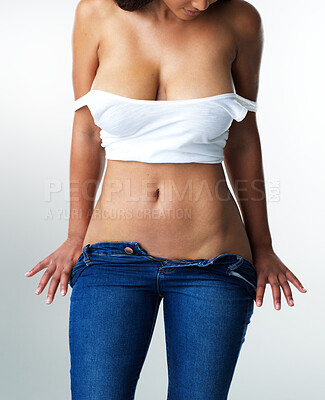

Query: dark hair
[114,0,152,12]
[114,0,231,12]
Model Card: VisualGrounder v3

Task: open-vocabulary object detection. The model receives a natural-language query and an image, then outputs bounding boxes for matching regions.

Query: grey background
[1,0,324,399]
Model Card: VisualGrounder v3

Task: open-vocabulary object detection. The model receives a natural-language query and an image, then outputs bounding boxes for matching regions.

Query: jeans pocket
[69,253,90,288]
[226,259,257,300]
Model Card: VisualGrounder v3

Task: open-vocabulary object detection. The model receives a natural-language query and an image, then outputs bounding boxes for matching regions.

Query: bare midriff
[82,160,253,263]
[77,0,253,263]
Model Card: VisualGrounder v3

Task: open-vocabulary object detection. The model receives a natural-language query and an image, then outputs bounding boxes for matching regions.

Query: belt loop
[227,256,244,271]
[82,243,91,266]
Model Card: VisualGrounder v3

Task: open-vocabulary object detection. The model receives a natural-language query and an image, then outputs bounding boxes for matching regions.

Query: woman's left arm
[224,2,307,310]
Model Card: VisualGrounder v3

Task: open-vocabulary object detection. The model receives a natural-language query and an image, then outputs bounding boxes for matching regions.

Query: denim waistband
[82,240,255,270]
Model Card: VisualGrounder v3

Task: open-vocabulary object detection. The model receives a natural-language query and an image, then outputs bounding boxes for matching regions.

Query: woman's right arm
[69,0,105,243]
[25,0,105,304]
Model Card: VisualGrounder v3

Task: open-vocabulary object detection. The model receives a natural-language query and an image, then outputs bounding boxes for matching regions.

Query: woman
[26,0,307,398]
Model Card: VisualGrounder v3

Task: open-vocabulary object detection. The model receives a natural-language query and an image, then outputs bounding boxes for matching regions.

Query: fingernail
[276,302,281,310]
[289,299,294,306]
[256,300,262,306]
[35,287,41,294]
[302,287,307,292]
[61,289,65,296]
[46,296,51,304]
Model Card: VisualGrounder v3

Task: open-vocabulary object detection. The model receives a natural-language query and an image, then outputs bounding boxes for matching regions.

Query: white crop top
[73,89,258,164]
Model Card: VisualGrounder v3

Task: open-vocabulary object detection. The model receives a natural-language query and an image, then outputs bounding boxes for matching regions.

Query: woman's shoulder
[74,0,117,21]
[222,0,263,35]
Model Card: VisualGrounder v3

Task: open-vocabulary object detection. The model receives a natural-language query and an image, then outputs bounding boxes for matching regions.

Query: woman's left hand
[252,248,307,310]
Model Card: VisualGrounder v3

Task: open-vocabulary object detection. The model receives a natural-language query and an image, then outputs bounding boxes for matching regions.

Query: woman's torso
[81,0,253,263]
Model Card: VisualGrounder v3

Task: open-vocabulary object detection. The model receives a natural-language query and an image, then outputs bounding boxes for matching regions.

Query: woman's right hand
[25,236,84,304]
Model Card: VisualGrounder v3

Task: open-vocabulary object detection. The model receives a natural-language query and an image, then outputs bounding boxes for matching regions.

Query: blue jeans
[68,241,257,400]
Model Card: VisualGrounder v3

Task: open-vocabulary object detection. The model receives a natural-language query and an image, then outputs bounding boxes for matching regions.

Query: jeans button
[124,246,133,254]
[163,260,168,265]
